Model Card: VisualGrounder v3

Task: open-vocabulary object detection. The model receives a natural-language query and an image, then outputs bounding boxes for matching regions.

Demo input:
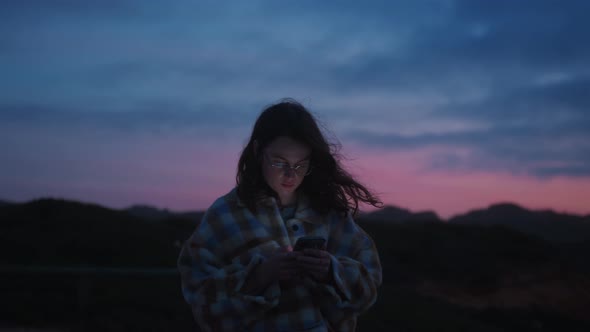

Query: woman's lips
[281,183,295,188]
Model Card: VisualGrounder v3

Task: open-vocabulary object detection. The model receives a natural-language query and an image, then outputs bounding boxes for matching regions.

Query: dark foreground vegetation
[1,199,589,331]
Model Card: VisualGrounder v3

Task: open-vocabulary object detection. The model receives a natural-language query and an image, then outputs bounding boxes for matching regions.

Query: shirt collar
[234,187,324,224]
[293,193,324,224]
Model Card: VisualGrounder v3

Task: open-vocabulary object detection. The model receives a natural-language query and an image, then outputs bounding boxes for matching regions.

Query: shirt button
[292,224,299,231]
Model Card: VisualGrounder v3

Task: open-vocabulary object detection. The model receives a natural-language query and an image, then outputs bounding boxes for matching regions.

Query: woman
[178,99,383,332]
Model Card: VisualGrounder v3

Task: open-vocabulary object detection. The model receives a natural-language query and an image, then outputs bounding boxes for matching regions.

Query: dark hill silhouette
[360,205,441,223]
[356,219,590,326]
[0,199,13,206]
[2,198,590,330]
[0,198,199,267]
[125,204,175,220]
[125,204,203,222]
[449,203,590,243]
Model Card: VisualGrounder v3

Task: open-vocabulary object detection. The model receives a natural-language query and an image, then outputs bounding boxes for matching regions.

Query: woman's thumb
[279,245,293,253]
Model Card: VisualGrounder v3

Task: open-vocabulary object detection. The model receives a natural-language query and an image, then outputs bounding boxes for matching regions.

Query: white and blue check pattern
[178,188,382,332]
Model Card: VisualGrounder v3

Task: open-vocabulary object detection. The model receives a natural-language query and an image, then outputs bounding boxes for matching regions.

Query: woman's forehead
[265,136,311,159]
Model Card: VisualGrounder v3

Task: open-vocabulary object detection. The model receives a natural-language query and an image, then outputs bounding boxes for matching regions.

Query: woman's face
[261,136,311,206]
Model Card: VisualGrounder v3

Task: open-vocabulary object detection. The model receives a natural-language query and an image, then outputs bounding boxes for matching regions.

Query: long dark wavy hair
[236,99,382,216]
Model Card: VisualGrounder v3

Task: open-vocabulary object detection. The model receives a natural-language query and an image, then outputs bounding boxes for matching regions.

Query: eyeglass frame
[263,152,313,177]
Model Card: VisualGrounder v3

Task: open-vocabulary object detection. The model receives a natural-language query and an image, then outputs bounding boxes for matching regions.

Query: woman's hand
[296,248,332,283]
[243,246,301,294]
[263,246,302,282]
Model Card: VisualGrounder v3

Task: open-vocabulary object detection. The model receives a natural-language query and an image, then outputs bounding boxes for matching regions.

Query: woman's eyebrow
[268,153,287,160]
[268,154,310,163]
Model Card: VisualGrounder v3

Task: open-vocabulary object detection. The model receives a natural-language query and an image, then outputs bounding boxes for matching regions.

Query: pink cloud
[343,144,590,219]
[4,125,589,220]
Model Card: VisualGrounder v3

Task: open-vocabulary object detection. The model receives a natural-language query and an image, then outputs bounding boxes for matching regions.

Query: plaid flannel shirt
[178,188,382,332]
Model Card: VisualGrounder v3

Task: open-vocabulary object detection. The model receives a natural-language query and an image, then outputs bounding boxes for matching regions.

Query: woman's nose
[283,167,296,178]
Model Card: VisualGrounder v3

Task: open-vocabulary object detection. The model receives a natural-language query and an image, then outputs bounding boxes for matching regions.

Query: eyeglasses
[264,154,312,177]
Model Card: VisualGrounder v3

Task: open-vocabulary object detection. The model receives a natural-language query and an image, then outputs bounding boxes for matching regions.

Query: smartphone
[294,236,326,251]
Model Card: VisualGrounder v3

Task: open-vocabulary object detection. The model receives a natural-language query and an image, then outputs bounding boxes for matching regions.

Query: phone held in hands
[294,236,326,251]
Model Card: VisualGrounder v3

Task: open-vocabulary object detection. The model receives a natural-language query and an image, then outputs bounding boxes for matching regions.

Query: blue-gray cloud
[346,74,590,177]
[1,0,590,178]
[0,102,258,133]
[438,75,590,128]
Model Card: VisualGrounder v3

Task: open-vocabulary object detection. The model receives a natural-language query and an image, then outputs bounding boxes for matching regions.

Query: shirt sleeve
[177,209,281,332]
[310,212,382,326]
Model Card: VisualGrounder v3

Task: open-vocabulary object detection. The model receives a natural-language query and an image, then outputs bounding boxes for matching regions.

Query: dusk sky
[1,0,589,218]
